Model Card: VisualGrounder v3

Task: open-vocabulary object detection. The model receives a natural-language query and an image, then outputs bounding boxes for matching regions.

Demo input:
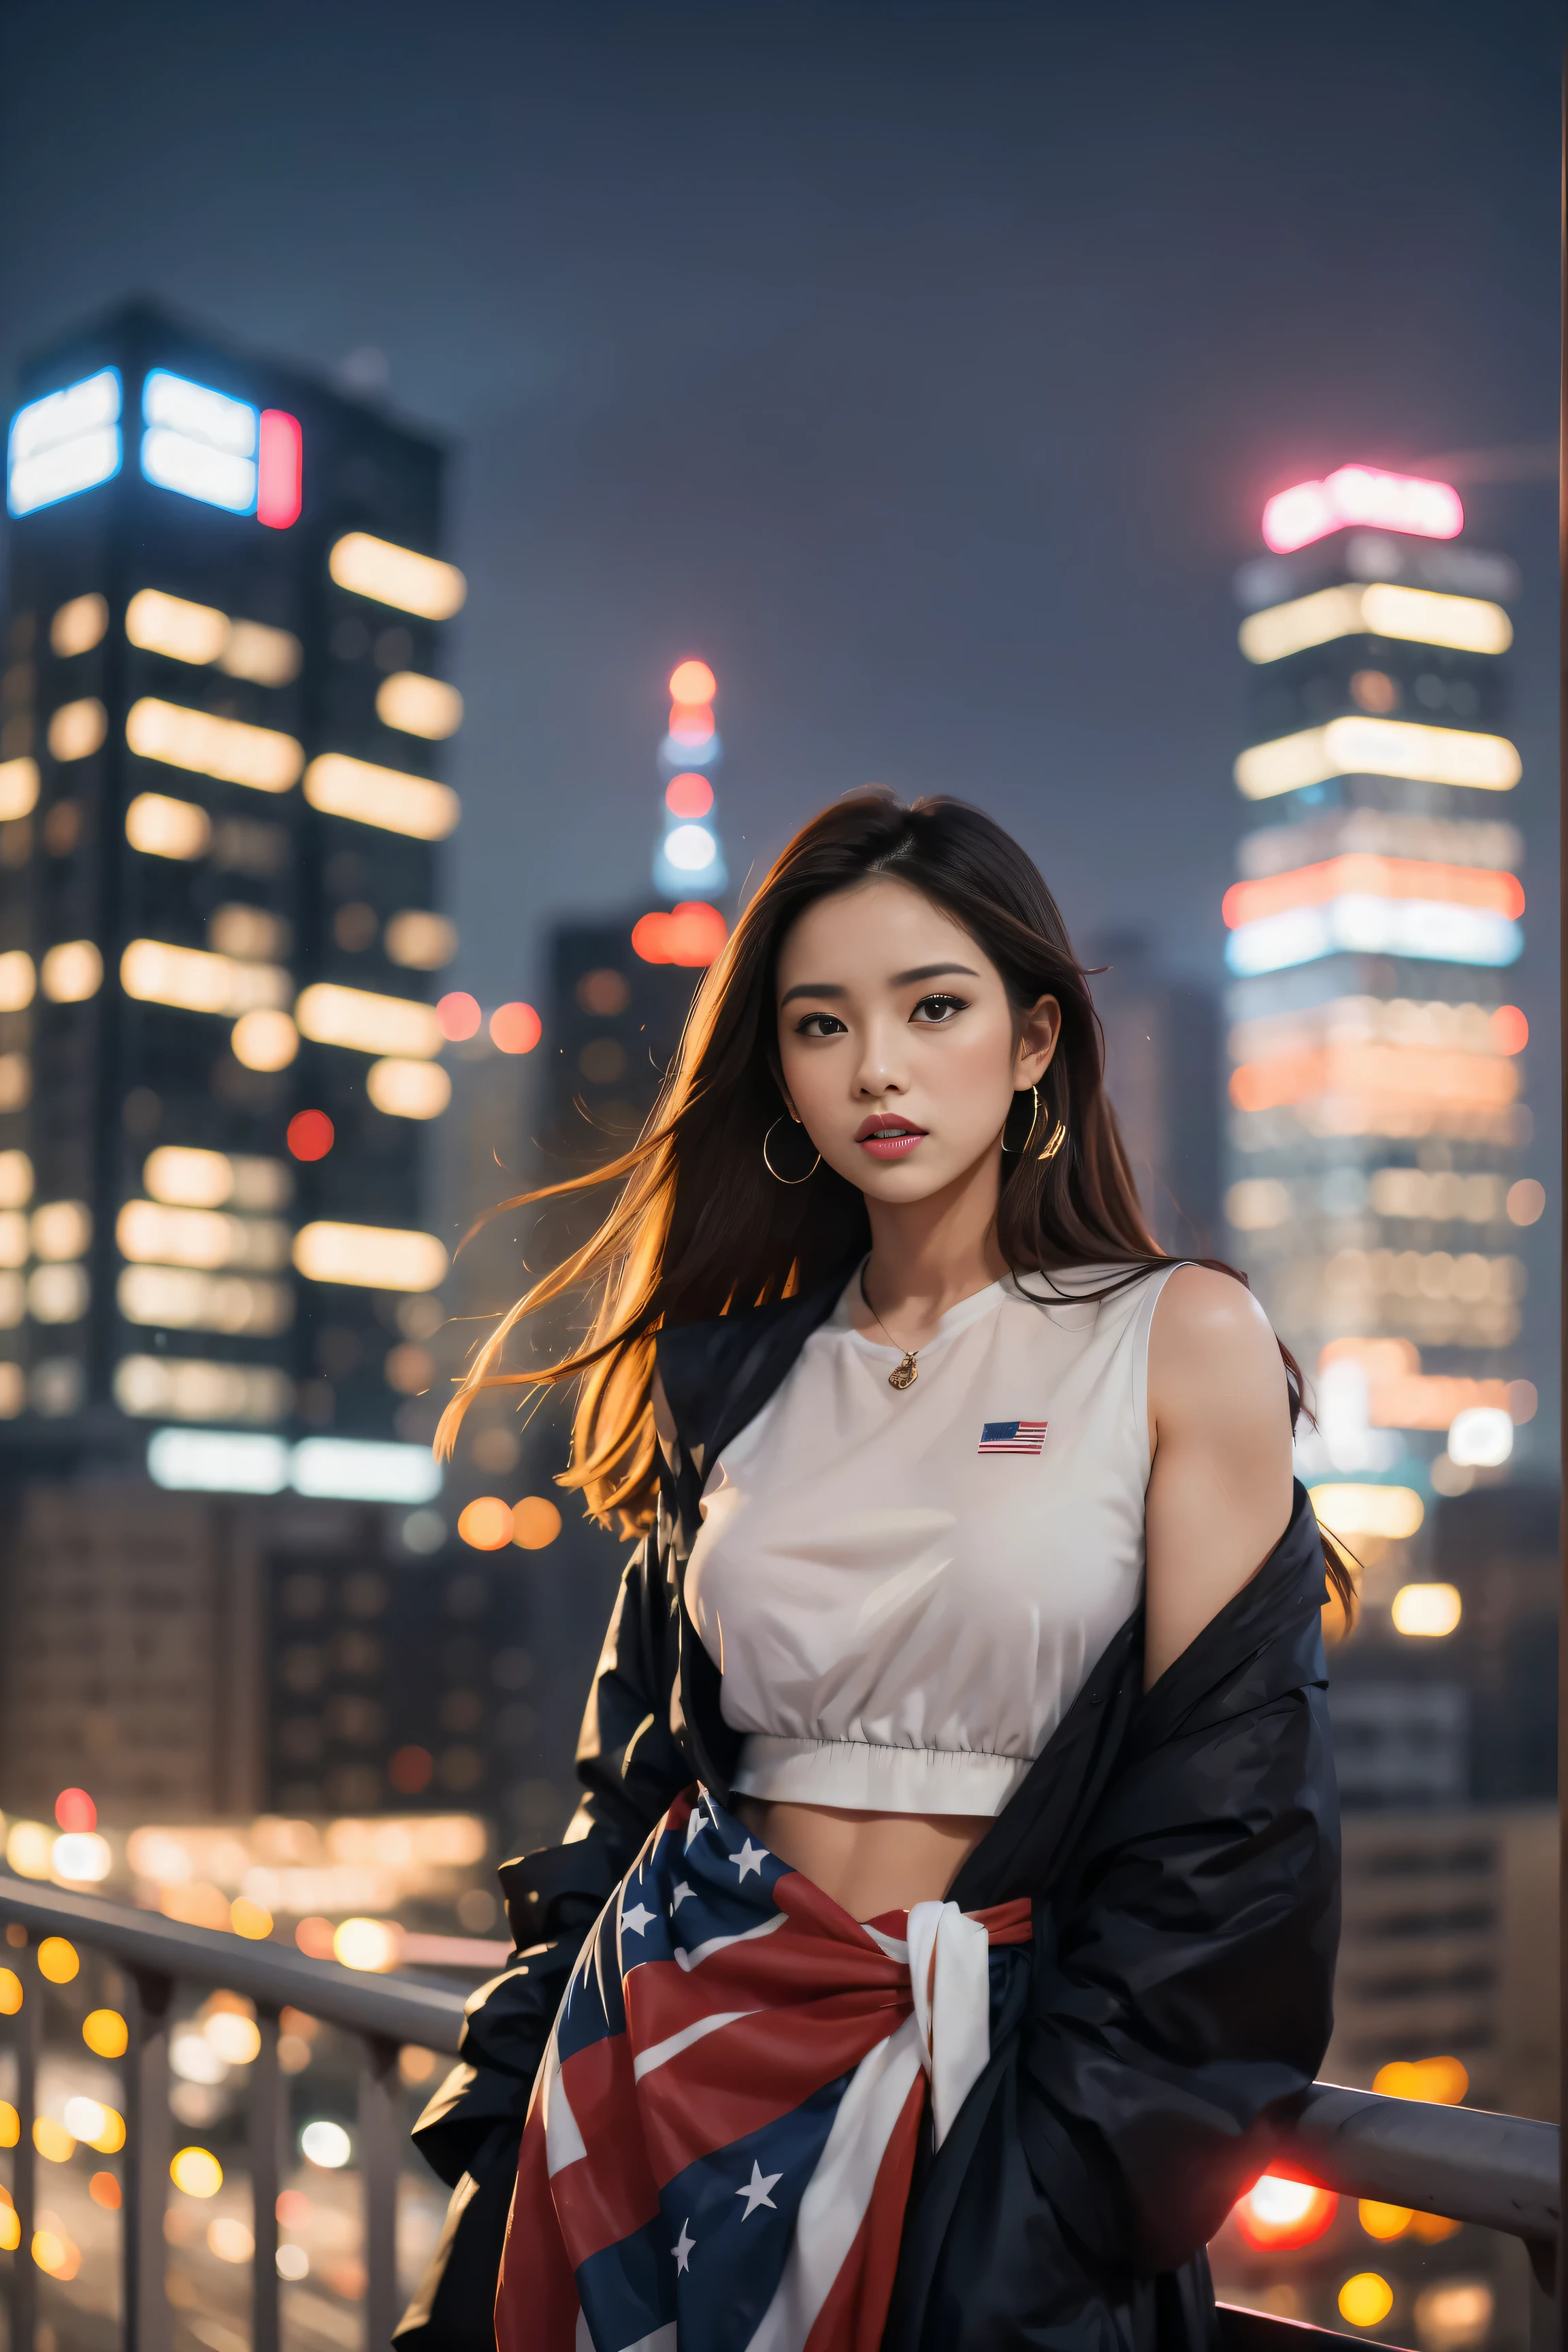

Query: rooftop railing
[0,1874,1558,2352]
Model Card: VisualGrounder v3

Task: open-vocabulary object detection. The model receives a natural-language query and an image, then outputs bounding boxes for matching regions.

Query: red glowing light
[669,659,717,704]
[436,990,482,1041]
[287,1109,335,1162]
[54,1788,96,1832]
[666,772,714,819]
[389,1745,434,1795]
[1491,1005,1529,1055]
[668,701,715,746]
[632,902,728,968]
[489,1001,542,1055]
[1262,465,1463,554]
[257,410,303,529]
[276,2191,312,2228]
[294,1917,336,1959]
[1222,855,1524,932]
[1231,2172,1339,2252]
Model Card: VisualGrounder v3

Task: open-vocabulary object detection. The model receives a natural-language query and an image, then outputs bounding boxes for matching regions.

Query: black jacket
[397,1271,1340,2352]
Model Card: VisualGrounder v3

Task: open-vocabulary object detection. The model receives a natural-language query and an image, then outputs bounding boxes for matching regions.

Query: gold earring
[762,1115,821,1185]
[1039,1117,1068,1162]
[1002,1084,1039,1154]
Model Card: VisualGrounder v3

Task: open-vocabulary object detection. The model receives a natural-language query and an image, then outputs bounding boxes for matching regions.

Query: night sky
[1,0,1559,1110]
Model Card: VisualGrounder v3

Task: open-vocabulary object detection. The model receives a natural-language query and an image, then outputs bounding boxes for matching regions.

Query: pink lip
[855,1117,928,1160]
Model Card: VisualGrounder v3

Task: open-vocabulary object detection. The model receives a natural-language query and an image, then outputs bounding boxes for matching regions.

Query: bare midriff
[733,1796,994,1920]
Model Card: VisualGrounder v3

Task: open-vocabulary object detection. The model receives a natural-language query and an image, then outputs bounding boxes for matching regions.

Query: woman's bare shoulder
[1147,1263,1291,1441]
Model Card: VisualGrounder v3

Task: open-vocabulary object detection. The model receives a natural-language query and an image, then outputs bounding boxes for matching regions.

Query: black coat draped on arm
[395,1275,1339,2352]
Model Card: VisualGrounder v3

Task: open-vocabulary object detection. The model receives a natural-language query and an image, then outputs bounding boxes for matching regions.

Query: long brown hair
[439,794,1354,1616]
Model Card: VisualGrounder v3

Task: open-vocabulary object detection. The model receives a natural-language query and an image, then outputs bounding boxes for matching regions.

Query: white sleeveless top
[685,1260,1177,1818]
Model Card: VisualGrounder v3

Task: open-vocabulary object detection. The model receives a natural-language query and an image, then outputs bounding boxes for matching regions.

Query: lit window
[140,370,258,514]
[1390,1583,1463,1637]
[0,1151,33,1209]
[366,1059,452,1120]
[1309,1484,1424,1541]
[329,533,466,619]
[0,759,39,821]
[144,1147,289,1211]
[0,1054,29,1109]
[114,1353,291,1424]
[209,903,291,962]
[127,698,303,794]
[291,1437,441,1503]
[50,594,109,657]
[1261,465,1463,554]
[125,792,211,862]
[121,938,289,1017]
[1235,715,1521,801]
[231,1010,299,1071]
[118,1264,292,1337]
[31,1200,91,1260]
[127,588,229,666]
[291,1221,448,1292]
[28,1263,89,1323]
[0,951,35,1011]
[48,700,107,762]
[303,753,459,840]
[147,1428,290,1494]
[384,910,457,970]
[221,619,301,686]
[7,370,122,517]
[40,941,102,1002]
[0,1213,28,1267]
[376,673,463,738]
[295,983,444,1060]
[1239,580,1512,664]
[116,1200,291,1272]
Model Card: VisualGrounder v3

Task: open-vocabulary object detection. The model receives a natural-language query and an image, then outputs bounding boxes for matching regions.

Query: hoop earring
[763,1115,821,1186]
[1001,1084,1039,1155]
[1038,1117,1068,1162]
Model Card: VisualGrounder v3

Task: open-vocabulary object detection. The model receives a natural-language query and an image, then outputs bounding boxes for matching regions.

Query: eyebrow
[779,962,980,1008]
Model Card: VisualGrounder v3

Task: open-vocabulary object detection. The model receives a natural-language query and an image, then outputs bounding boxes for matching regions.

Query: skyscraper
[1,301,459,1503]
[1222,464,1537,1558]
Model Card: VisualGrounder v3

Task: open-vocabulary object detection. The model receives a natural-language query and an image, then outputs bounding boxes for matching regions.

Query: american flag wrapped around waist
[497,1786,1032,2352]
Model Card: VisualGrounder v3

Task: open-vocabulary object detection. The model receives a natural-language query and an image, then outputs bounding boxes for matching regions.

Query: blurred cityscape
[0,298,1556,2352]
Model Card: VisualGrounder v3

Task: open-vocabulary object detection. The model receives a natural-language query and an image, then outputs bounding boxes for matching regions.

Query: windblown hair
[438,793,1354,1616]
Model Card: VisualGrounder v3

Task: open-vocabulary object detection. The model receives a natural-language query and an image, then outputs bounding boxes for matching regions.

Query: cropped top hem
[731,1733,1030,1817]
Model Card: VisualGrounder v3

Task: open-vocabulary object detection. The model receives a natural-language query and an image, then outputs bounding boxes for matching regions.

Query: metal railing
[0,1874,1560,2352]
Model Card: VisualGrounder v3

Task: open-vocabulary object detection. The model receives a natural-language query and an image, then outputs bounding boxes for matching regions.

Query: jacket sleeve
[397,1501,695,2349]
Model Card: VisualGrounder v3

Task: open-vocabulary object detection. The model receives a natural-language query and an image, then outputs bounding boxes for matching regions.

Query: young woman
[399,795,1347,2352]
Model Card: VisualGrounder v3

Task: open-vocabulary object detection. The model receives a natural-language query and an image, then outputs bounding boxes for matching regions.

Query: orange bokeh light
[489,1002,542,1055]
[54,1788,96,1832]
[632,902,728,968]
[457,1496,513,1551]
[1232,2172,1339,2252]
[1222,855,1523,932]
[668,701,715,744]
[1491,1004,1528,1054]
[436,991,480,1041]
[666,772,714,819]
[668,660,716,704]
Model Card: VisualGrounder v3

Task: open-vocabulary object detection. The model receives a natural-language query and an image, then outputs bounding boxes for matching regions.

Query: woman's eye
[911,994,966,1024]
[795,1012,847,1039]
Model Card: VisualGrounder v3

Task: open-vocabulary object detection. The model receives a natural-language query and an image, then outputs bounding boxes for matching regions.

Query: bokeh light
[390,1745,434,1793]
[512,1495,563,1549]
[170,2146,223,2198]
[84,2009,128,2059]
[668,659,716,703]
[665,772,713,819]
[36,1937,78,1984]
[54,1786,95,1831]
[287,1109,334,1162]
[1338,2274,1394,2329]
[490,1001,542,1054]
[458,1495,512,1550]
[301,2120,352,2170]
[333,1917,402,1972]
[436,990,481,1041]
[1372,2055,1468,2105]
[1231,2173,1337,2251]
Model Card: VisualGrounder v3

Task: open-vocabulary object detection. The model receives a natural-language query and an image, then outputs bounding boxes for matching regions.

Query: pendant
[888,1355,919,1391]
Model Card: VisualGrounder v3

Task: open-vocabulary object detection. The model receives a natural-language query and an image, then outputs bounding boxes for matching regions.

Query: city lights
[1235,715,1522,800]
[32,1200,91,1260]
[385,910,457,970]
[666,772,714,818]
[127,697,304,793]
[303,752,460,840]
[0,951,35,1010]
[367,1058,452,1119]
[286,1109,334,1162]
[291,1220,448,1292]
[632,902,728,966]
[0,1150,32,1206]
[222,617,303,685]
[148,1428,290,1494]
[1337,2275,1394,2330]
[145,1146,290,1209]
[116,1198,291,1271]
[118,1264,292,1336]
[7,368,122,516]
[1373,2056,1469,2104]
[1232,2174,1338,2253]
[125,791,212,860]
[0,757,39,820]
[29,1264,88,1322]
[290,1437,442,1503]
[127,587,229,664]
[328,532,467,619]
[1224,856,1523,931]
[1227,901,1521,975]
[256,406,303,529]
[122,938,289,1017]
[489,1002,542,1054]
[1390,1583,1463,1638]
[40,941,103,1002]
[1309,1484,1424,1541]
[376,672,463,738]
[142,371,259,512]
[169,2146,223,2198]
[436,991,480,1040]
[1239,580,1512,664]
[50,593,108,657]
[300,2121,352,2170]
[294,981,444,1059]
[1260,464,1463,554]
[114,1354,292,1423]
[663,821,721,873]
[1446,1404,1514,1467]
[48,698,108,760]
[231,1009,299,1070]
[210,902,291,960]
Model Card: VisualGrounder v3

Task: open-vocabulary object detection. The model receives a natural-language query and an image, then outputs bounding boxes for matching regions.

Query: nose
[853,1013,908,1100]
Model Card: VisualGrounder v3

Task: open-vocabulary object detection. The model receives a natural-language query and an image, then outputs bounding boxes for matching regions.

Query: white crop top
[685,1260,1177,1818]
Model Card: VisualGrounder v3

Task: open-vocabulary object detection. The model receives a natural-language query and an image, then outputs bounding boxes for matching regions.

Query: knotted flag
[496,1787,1032,2352]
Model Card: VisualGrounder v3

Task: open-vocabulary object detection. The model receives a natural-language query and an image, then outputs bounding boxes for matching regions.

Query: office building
[1091,932,1222,1257]
[1222,464,1537,1554]
[1,300,458,1499]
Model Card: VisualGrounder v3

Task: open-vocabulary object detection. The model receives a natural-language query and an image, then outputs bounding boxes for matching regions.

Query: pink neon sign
[1261,465,1463,554]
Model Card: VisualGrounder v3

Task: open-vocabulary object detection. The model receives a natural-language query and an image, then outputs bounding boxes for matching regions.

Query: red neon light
[55,1788,97,1831]
[1223,855,1524,931]
[1262,464,1463,554]
[666,772,714,819]
[632,902,728,967]
[257,409,303,529]
[1231,2172,1339,2252]
[287,1109,334,1162]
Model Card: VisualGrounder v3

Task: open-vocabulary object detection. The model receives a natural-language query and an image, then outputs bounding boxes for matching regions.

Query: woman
[399,794,1347,2352]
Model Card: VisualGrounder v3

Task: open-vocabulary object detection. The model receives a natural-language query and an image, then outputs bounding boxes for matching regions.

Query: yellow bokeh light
[125,790,212,861]
[48,697,108,762]
[40,939,103,1003]
[0,1970,21,2015]
[0,2102,18,2146]
[376,672,463,739]
[231,1008,299,1071]
[366,1058,451,1120]
[459,1496,513,1550]
[170,2146,223,2198]
[1359,2199,1412,2241]
[1236,716,1521,801]
[0,2205,16,2251]
[50,592,108,657]
[36,1936,80,1983]
[6,1820,53,1878]
[333,1917,402,1972]
[121,936,288,1017]
[1391,1582,1462,1638]
[1338,2274,1394,2330]
[31,2227,78,2277]
[33,2117,75,2162]
[1373,2055,1469,2105]
[127,587,229,666]
[0,757,40,821]
[295,981,443,1060]
[230,1897,274,1942]
[127,697,302,794]
[384,909,457,970]
[304,752,460,842]
[1309,1484,1424,1542]
[83,2008,129,2059]
[292,1220,448,1293]
[329,531,467,619]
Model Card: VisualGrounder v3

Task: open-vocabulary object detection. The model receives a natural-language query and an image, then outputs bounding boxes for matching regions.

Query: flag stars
[672,2217,696,2273]
[671,1880,694,1910]
[736,2159,782,2219]
[621,1901,656,1936]
[732,1838,767,1882]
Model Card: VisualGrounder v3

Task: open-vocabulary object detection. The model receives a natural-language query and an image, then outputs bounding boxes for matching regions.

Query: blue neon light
[140,369,259,514]
[1226,898,1522,976]
[6,368,122,517]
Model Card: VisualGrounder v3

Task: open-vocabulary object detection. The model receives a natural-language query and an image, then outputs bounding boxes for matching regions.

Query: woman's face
[773,876,1060,1204]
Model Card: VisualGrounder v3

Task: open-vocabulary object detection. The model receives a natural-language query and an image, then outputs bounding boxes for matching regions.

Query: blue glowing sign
[6,368,122,517]
[140,369,260,514]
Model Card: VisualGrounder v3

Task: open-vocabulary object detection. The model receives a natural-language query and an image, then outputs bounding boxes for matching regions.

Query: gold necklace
[859,1264,923,1390]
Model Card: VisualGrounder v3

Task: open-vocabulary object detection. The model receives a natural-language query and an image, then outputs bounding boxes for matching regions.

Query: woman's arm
[1143,1264,1294,1688]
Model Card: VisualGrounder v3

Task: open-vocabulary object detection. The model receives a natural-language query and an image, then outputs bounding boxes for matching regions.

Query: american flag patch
[978,1419,1047,1454]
